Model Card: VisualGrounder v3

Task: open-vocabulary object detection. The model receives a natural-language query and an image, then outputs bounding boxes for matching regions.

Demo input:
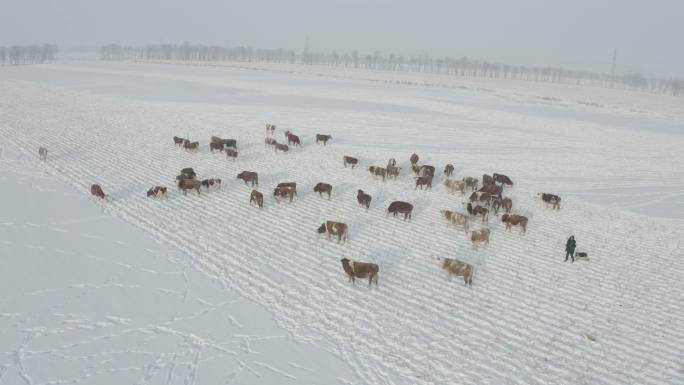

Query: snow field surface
[1,61,683,384]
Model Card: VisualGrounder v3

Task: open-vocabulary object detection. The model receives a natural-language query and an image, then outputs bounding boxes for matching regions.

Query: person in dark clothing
[565,236,576,262]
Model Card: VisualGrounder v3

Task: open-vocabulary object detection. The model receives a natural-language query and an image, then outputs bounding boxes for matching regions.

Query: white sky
[1,0,682,76]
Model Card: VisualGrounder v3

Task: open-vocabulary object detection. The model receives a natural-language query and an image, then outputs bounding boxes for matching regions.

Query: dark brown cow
[274,143,289,153]
[225,149,238,159]
[479,183,503,195]
[201,178,222,190]
[313,182,332,199]
[357,190,371,210]
[539,193,561,210]
[183,141,199,151]
[465,203,489,223]
[387,201,413,221]
[463,176,478,191]
[493,173,513,186]
[369,166,387,181]
[173,136,186,146]
[221,139,237,149]
[444,163,454,177]
[317,221,348,243]
[210,136,222,144]
[277,182,297,195]
[340,258,378,286]
[209,142,224,152]
[482,174,494,185]
[147,186,167,198]
[250,189,264,208]
[180,168,196,179]
[501,214,528,234]
[469,191,492,207]
[440,258,473,286]
[237,171,258,187]
[316,134,332,145]
[343,156,358,168]
[287,134,301,147]
[410,153,419,165]
[419,165,435,178]
[90,184,106,200]
[178,179,201,195]
[415,176,432,190]
[38,147,48,160]
[273,186,295,202]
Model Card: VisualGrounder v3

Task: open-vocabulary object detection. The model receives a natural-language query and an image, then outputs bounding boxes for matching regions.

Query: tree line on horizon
[0,44,57,66]
[99,43,683,96]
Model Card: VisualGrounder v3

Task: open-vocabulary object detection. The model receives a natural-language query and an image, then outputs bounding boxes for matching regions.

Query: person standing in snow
[565,236,576,262]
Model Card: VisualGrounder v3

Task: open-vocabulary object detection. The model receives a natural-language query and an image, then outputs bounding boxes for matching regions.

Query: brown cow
[180,168,196,179]
[539,193,561,210]
[146,186,167,198]
[469,191,492,207]
[493,173,513,186]
[287,134,301,147]
[482,174,495,185]
[369,166,387,181]
[183,141,199,151]
[340,258,378,286]
[201,178,222,190]
[273,186,295,202]
[444,163,454,177]
[277,182,297,195]
[90,184,106,200]
[38,147,48,161]
[313,182,333,199]
[415,176,433,190]
[443,178,466,195]
[410,153,419,165]
[225,148,238,160]
[317,221,348,243]
[479,183,503,196]
[419,165,435,178]
[209,142,224,152]
[316,134,332,145]
[469,228,490,249]
[250,189,264,208]
[274,143,289,153]
[357,190,371,210]
[210,136,222,144]
[465,203,489,223]
[173,136,186,146]
[178,179,201,195]
[237,171,258,187]
[386,165,401,179]
[387,201,413,221]
[501,214,528,234]
[440,258,473,286]
[343,156,359,168]
[387,158,397,168]
[266,124,276,134]
[221,139,237,149]
[265,137,277,147]
[440,210,469,233]
[492,197,512,214]
[463,176,478,191]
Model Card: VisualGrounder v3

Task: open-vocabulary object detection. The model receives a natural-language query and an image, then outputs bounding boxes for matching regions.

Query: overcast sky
[2,0,682,76]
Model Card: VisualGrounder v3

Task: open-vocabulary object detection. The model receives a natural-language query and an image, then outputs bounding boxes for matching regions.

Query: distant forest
[0,44,57,66]
[99,43,683,96]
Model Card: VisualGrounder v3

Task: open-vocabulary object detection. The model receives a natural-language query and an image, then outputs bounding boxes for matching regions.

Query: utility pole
[610,48,617,88]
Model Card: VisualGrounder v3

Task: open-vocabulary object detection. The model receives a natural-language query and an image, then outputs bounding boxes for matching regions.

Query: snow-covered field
[1,59,683,384]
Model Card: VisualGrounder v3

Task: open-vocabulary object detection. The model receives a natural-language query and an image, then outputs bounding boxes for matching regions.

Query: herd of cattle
[37,124,564,288]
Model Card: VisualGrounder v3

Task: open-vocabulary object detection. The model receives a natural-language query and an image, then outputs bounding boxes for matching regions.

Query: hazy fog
[2,0,682,76]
